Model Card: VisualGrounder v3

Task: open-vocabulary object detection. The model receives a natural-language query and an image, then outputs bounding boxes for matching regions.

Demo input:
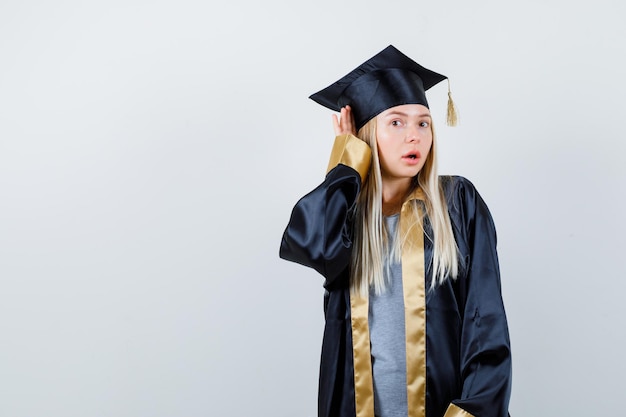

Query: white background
[1,1,625,416]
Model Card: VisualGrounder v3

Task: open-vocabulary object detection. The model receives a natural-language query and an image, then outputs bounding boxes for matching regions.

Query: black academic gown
[280,134,512,417]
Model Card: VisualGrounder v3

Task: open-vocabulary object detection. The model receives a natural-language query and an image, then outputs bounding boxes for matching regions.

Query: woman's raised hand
[332,105,357,136]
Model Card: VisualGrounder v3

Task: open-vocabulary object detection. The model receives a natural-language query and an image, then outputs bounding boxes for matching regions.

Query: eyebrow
[383,111,431,118]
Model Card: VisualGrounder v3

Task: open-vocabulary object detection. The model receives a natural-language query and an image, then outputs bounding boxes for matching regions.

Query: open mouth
[404,151,421,160]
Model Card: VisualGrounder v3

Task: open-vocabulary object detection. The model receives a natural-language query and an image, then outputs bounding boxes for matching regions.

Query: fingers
[343,105,355,135]
[332,105,356,136]
[332,113,341,136]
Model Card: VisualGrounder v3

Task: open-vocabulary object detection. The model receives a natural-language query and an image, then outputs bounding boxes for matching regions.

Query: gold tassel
[446,79,458,127]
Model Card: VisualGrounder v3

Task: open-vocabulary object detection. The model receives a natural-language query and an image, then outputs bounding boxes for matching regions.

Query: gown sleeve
[279,134,371,288]
[444,177,512,417]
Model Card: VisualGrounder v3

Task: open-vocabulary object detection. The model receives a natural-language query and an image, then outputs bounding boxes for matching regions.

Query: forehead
[378,104,431,118]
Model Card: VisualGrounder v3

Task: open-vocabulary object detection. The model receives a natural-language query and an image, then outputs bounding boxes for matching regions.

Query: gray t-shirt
[369,214,408,417]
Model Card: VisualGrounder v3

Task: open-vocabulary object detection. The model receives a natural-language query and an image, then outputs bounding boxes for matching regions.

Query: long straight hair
[350,117,459,296]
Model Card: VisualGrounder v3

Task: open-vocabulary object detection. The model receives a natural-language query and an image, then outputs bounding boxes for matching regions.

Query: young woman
[280,45,512,417]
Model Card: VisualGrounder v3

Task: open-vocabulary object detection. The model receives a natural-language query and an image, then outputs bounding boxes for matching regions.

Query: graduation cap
[309,45,457,130]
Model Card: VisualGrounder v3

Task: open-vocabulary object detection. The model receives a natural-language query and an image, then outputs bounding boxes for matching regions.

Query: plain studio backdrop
[1,0,625,416]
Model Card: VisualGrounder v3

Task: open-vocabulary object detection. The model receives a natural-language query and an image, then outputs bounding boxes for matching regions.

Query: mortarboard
[309,45,457,130]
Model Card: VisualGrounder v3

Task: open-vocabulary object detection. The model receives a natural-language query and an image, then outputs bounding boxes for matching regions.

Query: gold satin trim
[442,403,475,417]
[400,202,427,417]
[350,292,374,417]
[406,187,425,202]
[327,134,372,184]
[349,189,426,417]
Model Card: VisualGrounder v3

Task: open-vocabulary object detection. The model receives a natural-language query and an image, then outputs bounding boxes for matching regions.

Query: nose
[405,126,421,143]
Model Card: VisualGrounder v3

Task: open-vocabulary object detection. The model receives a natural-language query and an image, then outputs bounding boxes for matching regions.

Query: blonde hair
[350,117,459,296]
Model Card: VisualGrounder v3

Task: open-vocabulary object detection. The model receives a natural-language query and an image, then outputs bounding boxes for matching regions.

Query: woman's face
[375,104,433,183]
